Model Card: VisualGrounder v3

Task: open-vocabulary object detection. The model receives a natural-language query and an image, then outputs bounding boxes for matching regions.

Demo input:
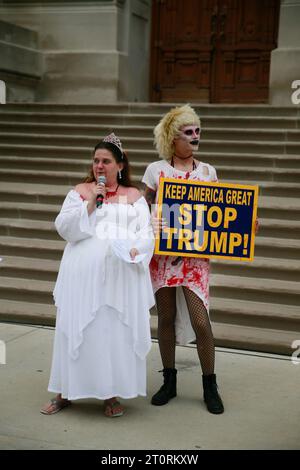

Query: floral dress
[142,159,218,344]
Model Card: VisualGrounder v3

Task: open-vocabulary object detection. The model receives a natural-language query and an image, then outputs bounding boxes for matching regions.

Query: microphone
[96,175,106,208]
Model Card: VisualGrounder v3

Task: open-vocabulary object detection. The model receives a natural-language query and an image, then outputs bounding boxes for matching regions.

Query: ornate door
[150,0,280,103]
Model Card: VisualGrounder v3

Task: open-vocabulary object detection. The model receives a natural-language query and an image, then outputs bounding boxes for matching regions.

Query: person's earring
[118,169,122,179]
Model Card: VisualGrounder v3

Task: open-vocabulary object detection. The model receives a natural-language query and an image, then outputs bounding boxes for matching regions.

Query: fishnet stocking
[182,287,215,375]
[155,286,215,375]
[155,287,177,368]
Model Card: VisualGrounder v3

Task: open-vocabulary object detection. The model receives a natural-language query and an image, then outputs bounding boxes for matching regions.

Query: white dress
[48,190,155,400]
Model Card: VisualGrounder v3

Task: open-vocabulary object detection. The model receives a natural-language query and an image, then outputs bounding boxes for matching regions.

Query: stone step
[210,297,300,331]
[0,217,58,240]
[0,299,295,355]
[1,249,297,286]
[0,102,299,356]
[2,149,300,170]
[0,202,59,221]
[257,196,300,220]
[204,152,300,169]
[0,258,298,309]
[211,322,298,355]
[211,257,300,282]
[0,122,152,138]
[0,168,300,198]
[1,196,299,224]
[0,275,54,304]
[0,298,294,355]
[0,112,299,129]
[2,121,300,142]
[257,218,300,239]
[254,236,300,260]
[0,235,65,260]
[1,156,299,184]
[1,183,299,219]
[0,255,59,281]
[0,299,56,326]
[150,312,297,355]
[219,166,300,184]
[0,231,299,264]
[0,181,70,204]
[0,270,298,326]
[228,180,300,198]
[0,168,88,186]
[1,133,300,154]
[2,102,300,117]
[210,274,300,306]
[0,156,91,173]
[0,168,299,198]
[0,209,298,243]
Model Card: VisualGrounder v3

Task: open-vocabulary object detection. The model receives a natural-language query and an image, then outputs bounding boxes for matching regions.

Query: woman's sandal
[40,396,71,415]
[104,399,124,418]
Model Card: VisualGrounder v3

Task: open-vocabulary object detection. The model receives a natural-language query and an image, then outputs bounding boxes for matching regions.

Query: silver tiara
[103,132,123,156]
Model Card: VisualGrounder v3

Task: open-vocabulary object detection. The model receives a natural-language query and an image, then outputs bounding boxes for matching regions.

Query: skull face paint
[176,125,201,150]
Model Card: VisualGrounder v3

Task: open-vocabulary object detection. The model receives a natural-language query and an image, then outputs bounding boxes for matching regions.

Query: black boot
[151,368,177,406]
[202,374,224,414]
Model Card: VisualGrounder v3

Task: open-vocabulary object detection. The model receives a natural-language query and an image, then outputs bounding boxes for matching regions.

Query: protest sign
[155,177,258,261]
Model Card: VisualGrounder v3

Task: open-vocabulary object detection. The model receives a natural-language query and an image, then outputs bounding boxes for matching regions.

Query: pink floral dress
[142,159,218,344]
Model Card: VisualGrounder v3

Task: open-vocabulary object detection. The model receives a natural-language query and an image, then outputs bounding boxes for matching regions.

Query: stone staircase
[0,103,299,355]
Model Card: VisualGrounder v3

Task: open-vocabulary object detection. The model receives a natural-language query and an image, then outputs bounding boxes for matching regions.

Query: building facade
[0,0,299,105]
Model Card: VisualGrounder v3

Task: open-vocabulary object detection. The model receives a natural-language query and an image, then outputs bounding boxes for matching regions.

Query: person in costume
[142,104,225,414]
[41,133,155,418]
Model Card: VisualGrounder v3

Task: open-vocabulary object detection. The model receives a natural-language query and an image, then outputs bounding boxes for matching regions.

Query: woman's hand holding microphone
[87,179,107,214]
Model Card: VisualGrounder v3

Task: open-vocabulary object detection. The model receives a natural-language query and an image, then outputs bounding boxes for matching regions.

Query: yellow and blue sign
[155,178,259,261]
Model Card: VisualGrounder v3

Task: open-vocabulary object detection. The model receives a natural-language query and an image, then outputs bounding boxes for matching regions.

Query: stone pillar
[0,19,42,102]
[269,0,300,105]
[118,0,151,102]
[0,0,151,103]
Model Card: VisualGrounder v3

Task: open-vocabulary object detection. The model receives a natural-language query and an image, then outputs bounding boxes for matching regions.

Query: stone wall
[270,0,300,105]
[0,19,42,102]
[0,0,151,103]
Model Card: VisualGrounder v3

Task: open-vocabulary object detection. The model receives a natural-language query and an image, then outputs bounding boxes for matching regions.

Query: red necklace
[105,184,119,199]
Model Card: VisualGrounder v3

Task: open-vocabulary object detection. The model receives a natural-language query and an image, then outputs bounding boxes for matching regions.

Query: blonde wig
[154,104,201,160]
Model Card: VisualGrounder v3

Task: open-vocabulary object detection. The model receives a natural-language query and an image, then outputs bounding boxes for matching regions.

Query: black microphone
[96,175,106,208]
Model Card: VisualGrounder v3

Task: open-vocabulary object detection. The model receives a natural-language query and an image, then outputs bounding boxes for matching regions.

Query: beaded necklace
[105,184,119,199]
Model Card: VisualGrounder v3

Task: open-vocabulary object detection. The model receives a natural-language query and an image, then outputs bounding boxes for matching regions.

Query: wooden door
[150,0,280,103]
[150,0,213,102]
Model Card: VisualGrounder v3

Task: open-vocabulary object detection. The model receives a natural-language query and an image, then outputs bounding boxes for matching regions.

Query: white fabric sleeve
[55,190,95,243]
[132,197,155,266]
[142,163,157,191]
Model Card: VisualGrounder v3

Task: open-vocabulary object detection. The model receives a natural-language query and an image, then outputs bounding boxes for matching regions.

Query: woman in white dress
[40,133,155,417]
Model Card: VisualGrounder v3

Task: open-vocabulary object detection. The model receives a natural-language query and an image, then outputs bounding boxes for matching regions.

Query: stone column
[118,0,151,102]
[0,19,42,102]
[0,0,151,103]
[269,0,300,105]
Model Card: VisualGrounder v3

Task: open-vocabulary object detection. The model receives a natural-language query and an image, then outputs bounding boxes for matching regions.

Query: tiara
[103,132,123,156]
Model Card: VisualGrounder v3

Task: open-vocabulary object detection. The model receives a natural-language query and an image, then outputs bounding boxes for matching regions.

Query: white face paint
[176,125,201,151]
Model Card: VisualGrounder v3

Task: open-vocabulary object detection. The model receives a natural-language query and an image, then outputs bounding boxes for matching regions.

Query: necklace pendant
[105,184,119,199]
